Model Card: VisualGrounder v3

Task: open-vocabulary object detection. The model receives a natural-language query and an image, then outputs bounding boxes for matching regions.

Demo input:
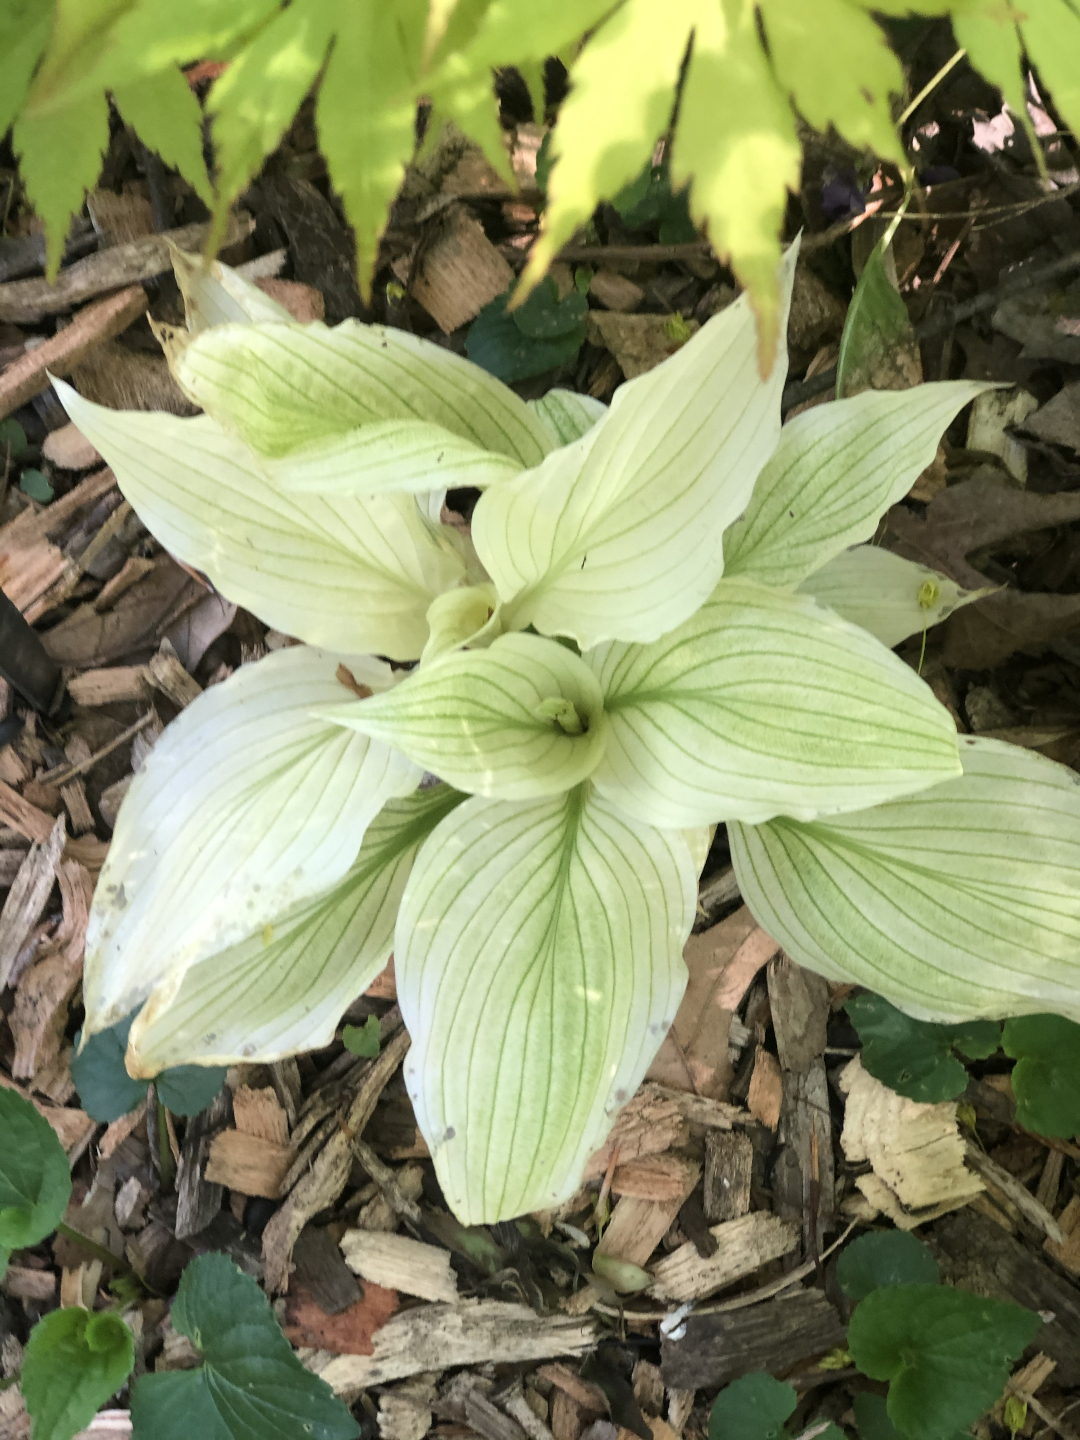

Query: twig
[898,48,967,128]
[347,1133,423,1227]
[556,240,713,263]
[39,710,155,786]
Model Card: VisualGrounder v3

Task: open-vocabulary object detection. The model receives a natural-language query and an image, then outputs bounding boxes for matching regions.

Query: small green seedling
[845,994,1001,1104]
[342,1014,381,1058]
[59,244,1080,1225]
[71,1012,226,1122]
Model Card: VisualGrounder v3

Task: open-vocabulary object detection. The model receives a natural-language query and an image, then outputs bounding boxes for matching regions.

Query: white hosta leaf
[263,419,521,495]
[397,787,696,1222]
[170,319,553,463]
[528,389,608,446]
[588,577,960,827]
[83,647,420,1035]
[170,246,294,333]
[128,787,463,1073]
[798,546,984,648]
[729,737,1080,1024]
[421,583,502,664]
[319,633,607,801]
[57,384,465,660]
[723,382,989,588]
[472,248,797,649]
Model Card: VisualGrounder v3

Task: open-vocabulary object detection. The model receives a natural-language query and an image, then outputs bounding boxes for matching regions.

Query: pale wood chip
[340,1229,458,1303]
[146,638,201,708]
[596,1159,700,1268]
[649,1211,799,1303]
[1044,1194,1080,1274]
[0,816,65,988]
[747,1048,783,1130]
[1,1266,56,1301]
[67,667,152,706]
[704,1131,754,1222]
[400,208,514,333]
[253,278,325,322]
[232,1084,289,1144]
[41,423,101,471]
[583,1086,688,1181]
[205,1129,292,1200]
[11,860,92,1077]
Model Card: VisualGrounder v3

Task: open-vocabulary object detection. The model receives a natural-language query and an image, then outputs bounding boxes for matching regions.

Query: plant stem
[897,48,967,129]
[154,1087,176,1192]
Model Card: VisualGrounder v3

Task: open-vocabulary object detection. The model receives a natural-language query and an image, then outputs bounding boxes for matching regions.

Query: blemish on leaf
[336,663,373,699]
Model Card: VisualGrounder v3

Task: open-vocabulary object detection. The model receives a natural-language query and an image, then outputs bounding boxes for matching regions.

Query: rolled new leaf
[319,632,608,800]
[729,737,1080,1022]
[396,787,696,1222]
[83,647,420,1035]
[588,577,960,827]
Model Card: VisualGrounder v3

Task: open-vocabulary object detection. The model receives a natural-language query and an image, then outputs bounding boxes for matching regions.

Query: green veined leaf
[396,785,696,1222]
[206,0,335,238]
[759,0,905,166]
[473,249,797,649]
[1018,0,1080,143]
[528,390,607,447]
[848,1285,1040,1440]
[836,1230,941,1303]
[708,1373,797,1440]
[421,582,502,664]
[111,63,213,205]
[319,632,607,801]
[264,420,521,496]
[0,1089,71,1274]
[835,239,914,399]
[0,0,53,138]
[83,646,420,1036]
[167,319,552,465]
[23,1309,134,1440]
[797,546,983,650]
[669,0,801,369]
[130,1252,359,1440]
[71,1012,226,1119]
[1002,1014,1080,1139]
[466,285,587,384]
[129,787,463,1073]
[729,736,1080,1023]
[170,248,296,333]
[722,383,988,589]
[588,577,960,828]
[56,386,464,659]
[522,0,697,300]
[846,991,1001,1102]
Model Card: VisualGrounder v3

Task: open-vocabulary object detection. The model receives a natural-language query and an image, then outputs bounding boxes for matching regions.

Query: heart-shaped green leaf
[846,992,1001,1103]
[23,1308,134,1440]
[837,1230,941,1303]
[1003,1014,1080,1138]
[0,1088,71,1271]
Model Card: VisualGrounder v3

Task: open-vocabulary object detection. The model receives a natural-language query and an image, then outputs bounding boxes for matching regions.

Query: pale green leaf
[397,786,696,1221]
[759,0,905,166]
[797,546,983,649]
[130,787,462,1073]
[670,0,802,368]
[528,389,608,447]
[835,239,913,398]
[83,646,420,1035]
[319,632,607,800]
[729,736,1080,1023]
[421,581,502,663]
[0,0,53,138]
[723,383,988,589]
[436,0,613,69]
[1019,0,1080,142]
[523,0,697,289]
[12,89,110,275]
[473,249,796,648]
[15,0,132,114]
[169,319,551,465]
[170,247,296,333]
[206,1,334,239]
[588,577,961,828]
[111,63,213,205]
[56,384,464,659]
[264,420,521,496]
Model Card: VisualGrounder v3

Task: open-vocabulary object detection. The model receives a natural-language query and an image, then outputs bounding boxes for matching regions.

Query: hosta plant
[61,246,1080,1224]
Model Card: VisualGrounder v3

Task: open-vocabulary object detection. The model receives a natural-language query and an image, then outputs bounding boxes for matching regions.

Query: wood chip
[661,1289,845,1389]
[703,1131,754,1222]
[767,956,830,1073]
[585,313,699,380]
[0,815,65,989]
[1044,1194,1080,1274]
[1,1265,57,1301]
[175,1090,231,1239]
[965,1143,1065,1245]
[253,278,325,322]
[67,667,152,706]
[597,1159,700,1268]
[589,271,644,312]
[584,1086,689,1181]
[283,1277,398,1356]
[840,1056,984,1222]
[0,779,56,844]
[41,423,101,470]
[747,1048,783,1130]
[536,1365,607,1414]
[339,1228,457,1303]
[10,860,92,1077]
[611,1154,704,1202]
[306,1298,599,1397]
[0,287,150,420]
[649,1212,799,1303]
[205,1129,292,1200]
[233,1084,290,1144]
[401,208,513,333]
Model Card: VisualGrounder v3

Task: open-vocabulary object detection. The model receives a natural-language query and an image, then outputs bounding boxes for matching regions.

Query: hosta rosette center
[60,245,1080,1225]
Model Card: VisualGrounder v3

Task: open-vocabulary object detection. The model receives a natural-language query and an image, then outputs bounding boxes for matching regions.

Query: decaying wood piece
[0,779,55,844]
[840,1057,983,1224]
[205,1130,291,1200]
[704,1131,754,1222]
[11,860,92,1077]
[597,1157,700,1267]
[611,1153,705,1202]
[748,1048,783,1130]
[653,1086,745,1130]
[174,1089,232,1240]
[263,1026,411,1291]
[964,1144,1065,1245]
[146,639,201,708]
[774,1060,834,1242]
[661,1289,845,1389]
[0,213,254,322]
[66,668,152,706]
[649,1211,799,1302]
[340,1229,458,1303]
[291,1225,361,1316]
[395,207,513,333]
[583,1086,689,1181]
[585,312,701,380]
[306,1299,600,1396]
[0,816,65,989]
[767,956,830,1072]
[0,287,150,419]
[1045,1195,1080,1275]
[42,423,101,471]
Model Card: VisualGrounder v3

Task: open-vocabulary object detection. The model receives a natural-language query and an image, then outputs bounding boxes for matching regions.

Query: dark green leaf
[1003,1014,1080,1139]
[72,1015,225,1122]
[130,1253,359,1440]
[342,1015,381,1058]
[708,1373,797,1440]
[512,278,588,339]
[613,161,697,243]
[854,1392,900,1440]
[23,1309,134,1440]
[466,291,585,382]
[835,241,913,398]
[0,418,27,460]
[837,1230,940,1302]
[848,1285,1041,1440]
[0,1087,71,1261]
[846,992,1000,1103]
[19,468,54,502]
